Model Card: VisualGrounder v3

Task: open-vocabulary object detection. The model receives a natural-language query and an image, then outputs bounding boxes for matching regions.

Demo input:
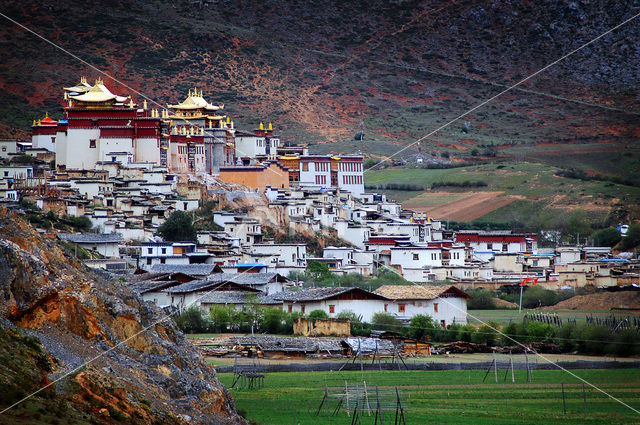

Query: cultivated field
[219,369,640,425]
[364,162,640,223]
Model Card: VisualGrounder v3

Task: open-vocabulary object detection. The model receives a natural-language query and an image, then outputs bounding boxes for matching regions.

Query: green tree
[157,210,196,242]
[591,227,621,247]
[336,310,370,336]
[174,306,209,333]
[308,309,329,319]
[466,289,496,310]
[371,312,401,332]
[305,261,332,283]
[564,209,592,244]
[473,323,499,346]
[456,324,476,342]
[408,314,436,340]
[209,306,231,332]
[263,307,286,333]
[620,223,640,251]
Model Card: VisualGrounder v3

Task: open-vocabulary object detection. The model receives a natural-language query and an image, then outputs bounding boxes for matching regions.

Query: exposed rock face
[0,210,245,424]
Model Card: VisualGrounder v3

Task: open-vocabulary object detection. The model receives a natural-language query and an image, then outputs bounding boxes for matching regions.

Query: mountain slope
[0,0,638,171]
[0,209,244,424]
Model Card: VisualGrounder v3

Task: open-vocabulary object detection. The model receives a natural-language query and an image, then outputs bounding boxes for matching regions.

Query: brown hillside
[0,209,245,424]
[543,291,640,311]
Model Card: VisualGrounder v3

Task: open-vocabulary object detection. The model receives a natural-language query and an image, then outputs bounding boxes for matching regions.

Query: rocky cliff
[0,210,245,425]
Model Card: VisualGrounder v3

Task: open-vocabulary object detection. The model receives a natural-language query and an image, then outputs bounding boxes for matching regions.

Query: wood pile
[432,341,493,354]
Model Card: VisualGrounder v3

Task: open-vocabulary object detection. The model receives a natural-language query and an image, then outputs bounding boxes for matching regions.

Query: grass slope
[364,162,640,223]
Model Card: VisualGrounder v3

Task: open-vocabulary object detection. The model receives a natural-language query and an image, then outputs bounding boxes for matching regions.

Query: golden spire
[143,100,148,109]
[45,112,49,118]
[128,99,134,108]
[268,122,273,131]
[226,116,230,123]
[33,119,36,126]
[188,89,192,97]
[80,76,86,84]
[259,122,264,130]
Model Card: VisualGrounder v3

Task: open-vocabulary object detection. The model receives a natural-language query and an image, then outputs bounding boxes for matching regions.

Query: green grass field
[219,369,640,424]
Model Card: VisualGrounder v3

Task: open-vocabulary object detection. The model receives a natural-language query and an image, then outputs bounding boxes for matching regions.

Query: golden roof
[374,285,469,300]
[167,88,222,111]
[63,76,92,93]
[69,79,128,103]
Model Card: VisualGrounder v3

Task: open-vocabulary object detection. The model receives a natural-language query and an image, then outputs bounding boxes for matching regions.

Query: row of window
[315,175,327,185]
[342,175,362,185]
[287,303,440,316]
[341,162,361,172]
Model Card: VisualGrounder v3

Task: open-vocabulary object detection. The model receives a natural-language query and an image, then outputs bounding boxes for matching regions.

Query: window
[302,162,309,171]
[161,248,166,254]
[384,304,388,312]
[147,248,153,254]
[288,305,293,313]
[398,304,405,313]
[160,258,165,264]
[441,320,446,327]
[1,147,5,152]
[413,254,419,261]
[502,244,508,252]
[51,137,55,144]
[301,305,306,314]
[329,305,335,314]
[434,303,438,313]
[146,258,151,265]
[89,139,96,148]
[487,243,492,250]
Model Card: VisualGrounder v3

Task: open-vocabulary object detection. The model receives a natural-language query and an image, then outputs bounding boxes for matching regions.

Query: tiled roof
[57,232,123,244]
[165,274,279,294]
[149,264,217,276]
[272,287,386,302]
[374,285,469,300]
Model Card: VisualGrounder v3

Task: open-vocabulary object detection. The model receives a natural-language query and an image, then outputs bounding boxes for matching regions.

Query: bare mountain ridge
[0,0,638,163]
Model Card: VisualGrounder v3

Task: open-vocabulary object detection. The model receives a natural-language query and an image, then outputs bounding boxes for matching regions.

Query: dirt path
[408,191,516,221]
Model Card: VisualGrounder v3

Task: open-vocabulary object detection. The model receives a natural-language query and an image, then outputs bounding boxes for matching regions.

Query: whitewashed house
[374,285,469,326]
[57,232,123,258]
[250,243,307,267]
[276,287,388,322]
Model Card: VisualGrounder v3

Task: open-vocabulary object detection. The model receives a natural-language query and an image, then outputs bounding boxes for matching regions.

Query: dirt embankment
[543,291,640,311]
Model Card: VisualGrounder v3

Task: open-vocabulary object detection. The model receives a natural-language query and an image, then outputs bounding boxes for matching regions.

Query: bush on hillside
[466,289,497,310]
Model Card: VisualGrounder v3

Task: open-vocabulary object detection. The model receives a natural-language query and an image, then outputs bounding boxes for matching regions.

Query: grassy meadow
[219,369,640,425]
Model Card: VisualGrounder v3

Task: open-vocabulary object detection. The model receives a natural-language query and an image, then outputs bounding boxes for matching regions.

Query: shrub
[156,210,197,242]
[262,307,287,333]
[308,309,329,320]
[456,324,476,342]
[620,223,640,251]
[371,313,401,332]
[591,227,621,247]
[209,306,231,332]
[174,306,209,333]
[337,310,370,336]
[473,323,499,346]
[408,314,436,341]
[466,289,496,309]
